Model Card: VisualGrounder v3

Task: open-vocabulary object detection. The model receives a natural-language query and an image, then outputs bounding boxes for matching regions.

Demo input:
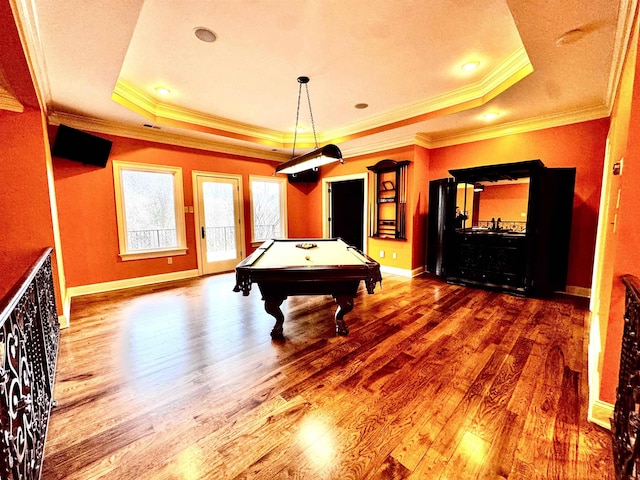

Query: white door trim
[192,171,245,275]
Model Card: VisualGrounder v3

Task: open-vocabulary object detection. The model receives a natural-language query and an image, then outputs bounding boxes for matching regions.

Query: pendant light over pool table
[275,76,343,176]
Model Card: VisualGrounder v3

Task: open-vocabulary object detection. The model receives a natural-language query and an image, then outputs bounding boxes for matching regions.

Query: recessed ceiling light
[296,126,306,133]
[194,27,217,43]
[155,87,170,96]
[483,112,500,121]
[461,61,480,72]
[355,103,369,109]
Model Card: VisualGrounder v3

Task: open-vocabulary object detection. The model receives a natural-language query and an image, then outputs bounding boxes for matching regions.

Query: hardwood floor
[42,272,614,479]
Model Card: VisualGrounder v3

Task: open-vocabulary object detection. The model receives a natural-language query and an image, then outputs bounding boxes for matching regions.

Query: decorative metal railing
[128,228,177,250]
[205,226,235,254]
[254,223,280,240]
[612,274,640,480]
[128,223,280,255]
[205,224,280,251]
[0,248,60,480]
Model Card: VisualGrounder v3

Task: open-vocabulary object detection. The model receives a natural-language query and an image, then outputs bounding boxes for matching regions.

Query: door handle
[201,226,205,239]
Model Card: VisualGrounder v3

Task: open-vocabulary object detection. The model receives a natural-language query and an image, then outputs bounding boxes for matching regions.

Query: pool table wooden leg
[264,296,286,339]
[334,295,354,336]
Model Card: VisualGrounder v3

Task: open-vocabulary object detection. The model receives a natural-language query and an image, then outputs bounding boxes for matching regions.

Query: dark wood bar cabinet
[427,160,576,296]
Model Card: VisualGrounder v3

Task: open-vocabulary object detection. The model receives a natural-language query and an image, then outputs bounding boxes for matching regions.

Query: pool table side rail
[232,239,382,296]
[231,239,275,295]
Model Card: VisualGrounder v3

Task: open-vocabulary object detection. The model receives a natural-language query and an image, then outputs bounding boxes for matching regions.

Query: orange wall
[412,145,430,269]
[0,109,59,304]
[287,181,322,238]
[429,119,609,289]
[53,134,428,286]
[52,130,289,287]
[599,25,640,403]
[608,54,640,397]
[0,2,62,311]
[478,183,529,222]
[51,121,608,293]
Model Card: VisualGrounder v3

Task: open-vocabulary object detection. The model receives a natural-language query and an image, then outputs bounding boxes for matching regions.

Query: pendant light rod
[301,77,319,150]
[276,76,343,176]
[291,76,319,159]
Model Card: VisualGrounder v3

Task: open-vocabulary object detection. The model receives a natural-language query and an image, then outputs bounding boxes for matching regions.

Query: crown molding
[112,79,316,148]
[110,79,157,121]
[49,98,610,165]
[9,0,53,111]
[0,66,24,112]
[345,102,610,155]
[605,0,639,112]
[112,48,532,151]
[0,86,24,113]
[341,134,419,158]
[284,102,597,154]
[427,103,610,148]
[323,47,533,143]
[414,133,433,149]
[48,111,289,162]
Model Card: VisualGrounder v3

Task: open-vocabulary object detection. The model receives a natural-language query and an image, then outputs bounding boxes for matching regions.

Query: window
[113,160,187,260]
[249,175,287,244]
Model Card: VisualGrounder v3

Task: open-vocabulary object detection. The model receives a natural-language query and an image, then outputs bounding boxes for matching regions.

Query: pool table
[233,238,382,339]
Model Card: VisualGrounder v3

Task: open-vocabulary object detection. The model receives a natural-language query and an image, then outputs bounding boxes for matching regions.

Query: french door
[193,173,244,275]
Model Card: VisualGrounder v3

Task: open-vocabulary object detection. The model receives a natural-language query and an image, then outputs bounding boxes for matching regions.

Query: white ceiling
[9,0,636,161]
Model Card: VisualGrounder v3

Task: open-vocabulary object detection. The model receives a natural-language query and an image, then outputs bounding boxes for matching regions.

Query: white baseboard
[380,265,424,278]
[589,399,613,431]
[58,314,69,329]
[66,269,200,299]
[58,290,72,329]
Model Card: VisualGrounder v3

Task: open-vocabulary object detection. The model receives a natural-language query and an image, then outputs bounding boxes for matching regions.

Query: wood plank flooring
[42,272,614,479]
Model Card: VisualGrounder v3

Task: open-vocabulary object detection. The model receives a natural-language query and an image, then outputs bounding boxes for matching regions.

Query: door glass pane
[203,182,236,262]
[121,170,177,251]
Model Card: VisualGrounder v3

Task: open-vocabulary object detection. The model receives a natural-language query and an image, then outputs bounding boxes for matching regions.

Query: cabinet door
[427,178,456,276]
[530,168,576,293]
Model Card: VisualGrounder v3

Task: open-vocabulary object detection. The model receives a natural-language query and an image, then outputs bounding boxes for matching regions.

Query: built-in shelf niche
[367,159,410,240]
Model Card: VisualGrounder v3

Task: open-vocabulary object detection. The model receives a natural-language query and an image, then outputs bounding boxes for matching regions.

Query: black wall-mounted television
[52,124,113,168]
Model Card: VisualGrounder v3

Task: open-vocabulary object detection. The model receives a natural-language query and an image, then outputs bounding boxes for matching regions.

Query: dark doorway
[330,179,365,250]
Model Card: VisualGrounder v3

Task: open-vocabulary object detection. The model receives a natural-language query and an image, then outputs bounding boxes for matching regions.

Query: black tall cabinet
[426,178,456,276]
[427,160,576,296]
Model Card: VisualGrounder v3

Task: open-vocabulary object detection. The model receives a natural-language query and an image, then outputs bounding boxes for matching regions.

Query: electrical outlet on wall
[379,251,385,258]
